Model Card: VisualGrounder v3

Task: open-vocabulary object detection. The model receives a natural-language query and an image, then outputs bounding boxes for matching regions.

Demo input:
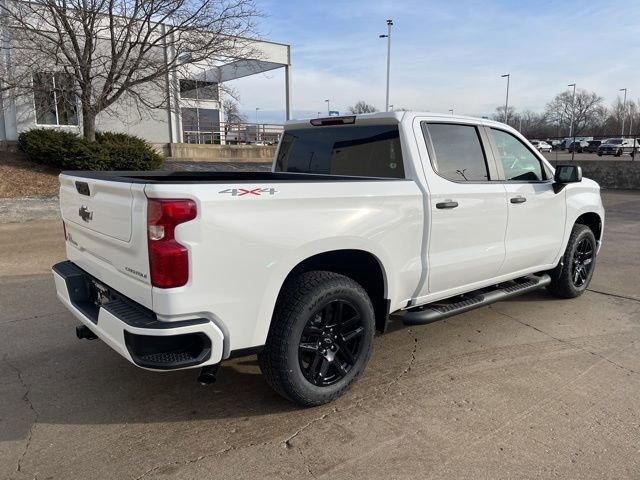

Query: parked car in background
[568,140,589,153]
[547,139,562,150]
[597,138,636,156]
[585,140,604,153]
[529,140,552,152]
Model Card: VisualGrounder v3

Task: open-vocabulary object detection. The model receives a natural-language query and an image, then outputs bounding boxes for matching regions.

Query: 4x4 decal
[218,187,278,197]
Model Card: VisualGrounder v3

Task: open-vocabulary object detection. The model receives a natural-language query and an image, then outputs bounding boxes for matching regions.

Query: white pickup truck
[53,112,604,406]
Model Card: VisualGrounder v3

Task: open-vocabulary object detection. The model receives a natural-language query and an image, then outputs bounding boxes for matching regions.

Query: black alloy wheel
[259,271,375,406]
[298,299,365,387]
[571,236,594,288]
[547,224,597,298]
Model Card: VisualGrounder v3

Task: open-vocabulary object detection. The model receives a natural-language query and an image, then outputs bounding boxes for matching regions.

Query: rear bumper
[52,261,224,371]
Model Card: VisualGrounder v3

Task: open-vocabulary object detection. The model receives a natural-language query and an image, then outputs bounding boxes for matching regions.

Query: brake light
[147,199,197,288]
[310,116,356,126]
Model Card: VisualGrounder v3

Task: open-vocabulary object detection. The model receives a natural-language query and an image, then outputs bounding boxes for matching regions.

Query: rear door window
[422,123,490,181]
[275,125,404,178]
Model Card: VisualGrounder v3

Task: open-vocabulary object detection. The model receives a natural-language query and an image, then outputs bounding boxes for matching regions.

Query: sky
[228,0,640,124]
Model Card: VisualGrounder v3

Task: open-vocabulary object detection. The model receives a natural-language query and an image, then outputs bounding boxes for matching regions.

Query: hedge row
[17,129,163,171]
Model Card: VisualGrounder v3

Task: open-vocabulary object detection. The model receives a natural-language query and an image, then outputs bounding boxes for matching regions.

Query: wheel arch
[277,249,390,333]
[575,211,603,243]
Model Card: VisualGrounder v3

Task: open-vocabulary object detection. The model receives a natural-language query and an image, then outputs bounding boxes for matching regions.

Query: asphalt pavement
[1,190,639,479]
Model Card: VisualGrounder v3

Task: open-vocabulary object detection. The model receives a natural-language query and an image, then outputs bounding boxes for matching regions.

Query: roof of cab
[284,111,509,130]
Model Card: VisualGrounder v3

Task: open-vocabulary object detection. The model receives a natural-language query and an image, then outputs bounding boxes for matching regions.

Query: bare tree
[347,100,378,114]
[0,0,261,140]
[492,105,517,125]
[222,98,246,124]
[544,89,606,136]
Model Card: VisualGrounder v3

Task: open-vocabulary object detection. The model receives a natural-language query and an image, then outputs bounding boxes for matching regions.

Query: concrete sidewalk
[0,191,638,480]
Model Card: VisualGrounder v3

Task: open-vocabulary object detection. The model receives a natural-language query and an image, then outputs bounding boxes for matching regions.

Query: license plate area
[88,278,115,308]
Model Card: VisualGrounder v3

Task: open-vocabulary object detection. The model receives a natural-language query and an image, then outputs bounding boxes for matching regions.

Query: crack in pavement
[4,356,39,475]
[283,408,338,448]
[133,441,274,480]
[587,288,640,304]
[490,306,638,376]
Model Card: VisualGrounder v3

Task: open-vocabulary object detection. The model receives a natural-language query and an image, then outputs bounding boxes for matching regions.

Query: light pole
[379,19,393,112]
[324,99,330,115]
[501,74,510,124]
[620,88,627,138]
[568,83,576,161]
[255,107,259,142]
[449,109,454,115]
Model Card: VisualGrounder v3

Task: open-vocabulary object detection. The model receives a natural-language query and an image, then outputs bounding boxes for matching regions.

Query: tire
[259,271,375,406]
[615,149,622,157]
[547,224,597,298]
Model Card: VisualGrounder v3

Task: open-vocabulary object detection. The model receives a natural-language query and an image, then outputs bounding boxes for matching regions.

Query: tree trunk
[82,106,96,142]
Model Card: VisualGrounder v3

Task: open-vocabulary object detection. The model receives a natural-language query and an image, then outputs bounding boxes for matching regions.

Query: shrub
[18,128,163,171]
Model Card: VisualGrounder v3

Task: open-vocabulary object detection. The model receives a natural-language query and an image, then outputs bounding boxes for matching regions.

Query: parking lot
[1,190,639,480]
[543,151,637,162]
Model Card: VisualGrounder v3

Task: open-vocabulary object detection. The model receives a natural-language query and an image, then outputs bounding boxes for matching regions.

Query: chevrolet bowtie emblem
[79,205,93,222]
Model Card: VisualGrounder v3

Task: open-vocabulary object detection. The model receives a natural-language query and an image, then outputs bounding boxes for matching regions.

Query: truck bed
[64,170,404,184]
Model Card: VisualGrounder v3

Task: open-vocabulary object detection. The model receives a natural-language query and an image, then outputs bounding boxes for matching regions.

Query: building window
[33,72,78,126]
[181,107,220,144]
[179,79,219,101]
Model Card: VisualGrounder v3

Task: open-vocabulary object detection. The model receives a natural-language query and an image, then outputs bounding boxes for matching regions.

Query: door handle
[510,196,527,204]
[436,201,459,209]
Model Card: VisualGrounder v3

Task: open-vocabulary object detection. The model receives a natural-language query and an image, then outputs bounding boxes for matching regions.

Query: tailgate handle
[75,181,90,196]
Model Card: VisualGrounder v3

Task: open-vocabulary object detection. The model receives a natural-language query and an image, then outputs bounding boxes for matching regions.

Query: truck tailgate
[59,173,152,308]
[60,175,133,241]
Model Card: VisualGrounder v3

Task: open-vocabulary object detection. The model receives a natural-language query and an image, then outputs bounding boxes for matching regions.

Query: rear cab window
[274,125,404,178]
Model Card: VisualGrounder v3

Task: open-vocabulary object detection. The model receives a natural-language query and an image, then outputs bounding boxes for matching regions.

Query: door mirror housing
[554,165,582,183]
[553,165,582,193]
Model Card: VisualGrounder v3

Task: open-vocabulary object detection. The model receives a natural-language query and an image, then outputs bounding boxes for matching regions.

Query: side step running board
[403,274,551,325]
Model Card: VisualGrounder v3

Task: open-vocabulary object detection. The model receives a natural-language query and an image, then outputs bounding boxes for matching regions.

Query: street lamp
[501,74,510,124]
[620,88,628,138]
[568,83,576,160]
[324,99,330,115]
[255,107,260,142]
[379,19,393,112]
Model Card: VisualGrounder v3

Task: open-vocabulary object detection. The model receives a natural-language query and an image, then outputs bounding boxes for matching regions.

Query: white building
[0,29,291,146]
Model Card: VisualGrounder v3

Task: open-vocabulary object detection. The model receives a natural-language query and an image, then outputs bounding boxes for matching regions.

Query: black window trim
[421,121,501,184]
[485,126,552,183]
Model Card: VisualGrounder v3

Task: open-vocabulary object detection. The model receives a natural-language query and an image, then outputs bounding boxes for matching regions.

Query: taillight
[62,221,67,240]
[147,198,197,288]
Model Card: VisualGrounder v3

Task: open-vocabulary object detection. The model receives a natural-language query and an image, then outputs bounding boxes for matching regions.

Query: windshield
[275,125,404,178]
[607,139,623,144]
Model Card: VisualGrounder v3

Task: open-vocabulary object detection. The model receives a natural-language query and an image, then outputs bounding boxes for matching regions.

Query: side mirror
[554,165,582,183]
[553,165,582,193]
